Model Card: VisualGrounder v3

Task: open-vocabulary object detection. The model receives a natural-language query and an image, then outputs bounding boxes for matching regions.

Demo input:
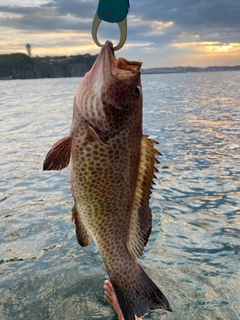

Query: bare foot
[104,280,141,320]
[104,280,124,320]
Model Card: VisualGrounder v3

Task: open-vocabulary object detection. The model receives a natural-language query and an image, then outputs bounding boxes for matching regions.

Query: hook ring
[92,14,127,51]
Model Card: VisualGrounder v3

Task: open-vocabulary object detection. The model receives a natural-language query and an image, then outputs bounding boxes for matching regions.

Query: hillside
[0,53,98,80]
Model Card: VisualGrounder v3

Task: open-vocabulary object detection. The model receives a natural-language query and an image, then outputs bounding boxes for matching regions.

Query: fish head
[75,41,143,135]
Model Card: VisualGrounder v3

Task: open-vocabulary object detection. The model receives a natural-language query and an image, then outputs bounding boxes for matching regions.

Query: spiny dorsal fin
[127,135,161,258]
[43,136,71,171]
[72,203,91,247]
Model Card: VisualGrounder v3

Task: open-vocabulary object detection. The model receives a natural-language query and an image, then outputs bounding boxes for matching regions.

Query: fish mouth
[87,41,142,87]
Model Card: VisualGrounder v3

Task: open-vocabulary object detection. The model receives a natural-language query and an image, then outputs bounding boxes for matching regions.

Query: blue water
[0,71,239,319]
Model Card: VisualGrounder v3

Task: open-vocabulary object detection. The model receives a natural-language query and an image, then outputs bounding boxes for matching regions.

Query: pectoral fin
[127,135,162,258]
[72,203,91,247]
[43,136,71,171]
[87,124,108,144]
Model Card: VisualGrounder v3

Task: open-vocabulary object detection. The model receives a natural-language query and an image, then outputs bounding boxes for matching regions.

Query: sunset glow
[0,0,239,68]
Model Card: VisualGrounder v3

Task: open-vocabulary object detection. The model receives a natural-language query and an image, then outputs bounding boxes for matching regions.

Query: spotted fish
[43,41,172,319]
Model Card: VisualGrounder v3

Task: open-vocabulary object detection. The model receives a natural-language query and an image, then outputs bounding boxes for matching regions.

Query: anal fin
[72,203,91,247]
[43,136,71,171]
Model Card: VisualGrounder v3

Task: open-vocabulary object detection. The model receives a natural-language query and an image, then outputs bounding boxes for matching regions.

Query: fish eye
[133,86,141,97]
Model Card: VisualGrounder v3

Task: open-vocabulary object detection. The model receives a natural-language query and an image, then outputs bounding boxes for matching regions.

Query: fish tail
[109,263,172,320]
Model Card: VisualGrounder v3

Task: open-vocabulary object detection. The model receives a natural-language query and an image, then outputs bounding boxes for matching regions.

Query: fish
[43,40,172,320]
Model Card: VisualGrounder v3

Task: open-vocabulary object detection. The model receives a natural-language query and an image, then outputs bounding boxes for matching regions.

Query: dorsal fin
[43,136,71,171]
[127,135,161,258]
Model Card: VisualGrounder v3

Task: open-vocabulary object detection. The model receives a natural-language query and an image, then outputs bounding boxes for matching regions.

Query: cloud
[0,0,239,67]
[132,0,240,29]
[0,3,91,32]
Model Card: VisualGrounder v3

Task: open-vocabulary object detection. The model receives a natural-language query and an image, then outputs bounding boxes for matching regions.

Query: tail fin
[110,264,172,320]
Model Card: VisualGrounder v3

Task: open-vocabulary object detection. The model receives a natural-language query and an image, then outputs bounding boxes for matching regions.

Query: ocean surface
[0,71,239,320]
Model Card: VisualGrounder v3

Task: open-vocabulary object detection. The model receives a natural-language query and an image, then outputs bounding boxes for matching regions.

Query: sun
[217,45,232,52]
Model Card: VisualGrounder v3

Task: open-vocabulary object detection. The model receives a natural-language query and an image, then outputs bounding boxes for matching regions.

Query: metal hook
[92,13,127,51]
[91,0,129,51]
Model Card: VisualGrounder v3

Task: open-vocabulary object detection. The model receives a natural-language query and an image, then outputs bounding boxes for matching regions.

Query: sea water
[0,71,239,319]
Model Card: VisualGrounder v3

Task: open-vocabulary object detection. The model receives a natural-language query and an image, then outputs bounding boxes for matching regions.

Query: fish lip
[86,41,142,88]
[86,40,117,87]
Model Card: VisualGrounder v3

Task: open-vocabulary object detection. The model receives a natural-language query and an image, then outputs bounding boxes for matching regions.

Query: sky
[0,0,240,68]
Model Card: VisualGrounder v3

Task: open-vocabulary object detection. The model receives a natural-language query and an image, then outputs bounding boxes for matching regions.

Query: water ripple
[1,73,240,319]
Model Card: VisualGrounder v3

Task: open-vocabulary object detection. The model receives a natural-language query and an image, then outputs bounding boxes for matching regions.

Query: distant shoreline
[2,68,240,81]
[141,65,240,75]
[0,52,239,80]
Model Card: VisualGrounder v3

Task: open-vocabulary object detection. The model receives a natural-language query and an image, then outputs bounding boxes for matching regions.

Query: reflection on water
[0,72,240,319]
